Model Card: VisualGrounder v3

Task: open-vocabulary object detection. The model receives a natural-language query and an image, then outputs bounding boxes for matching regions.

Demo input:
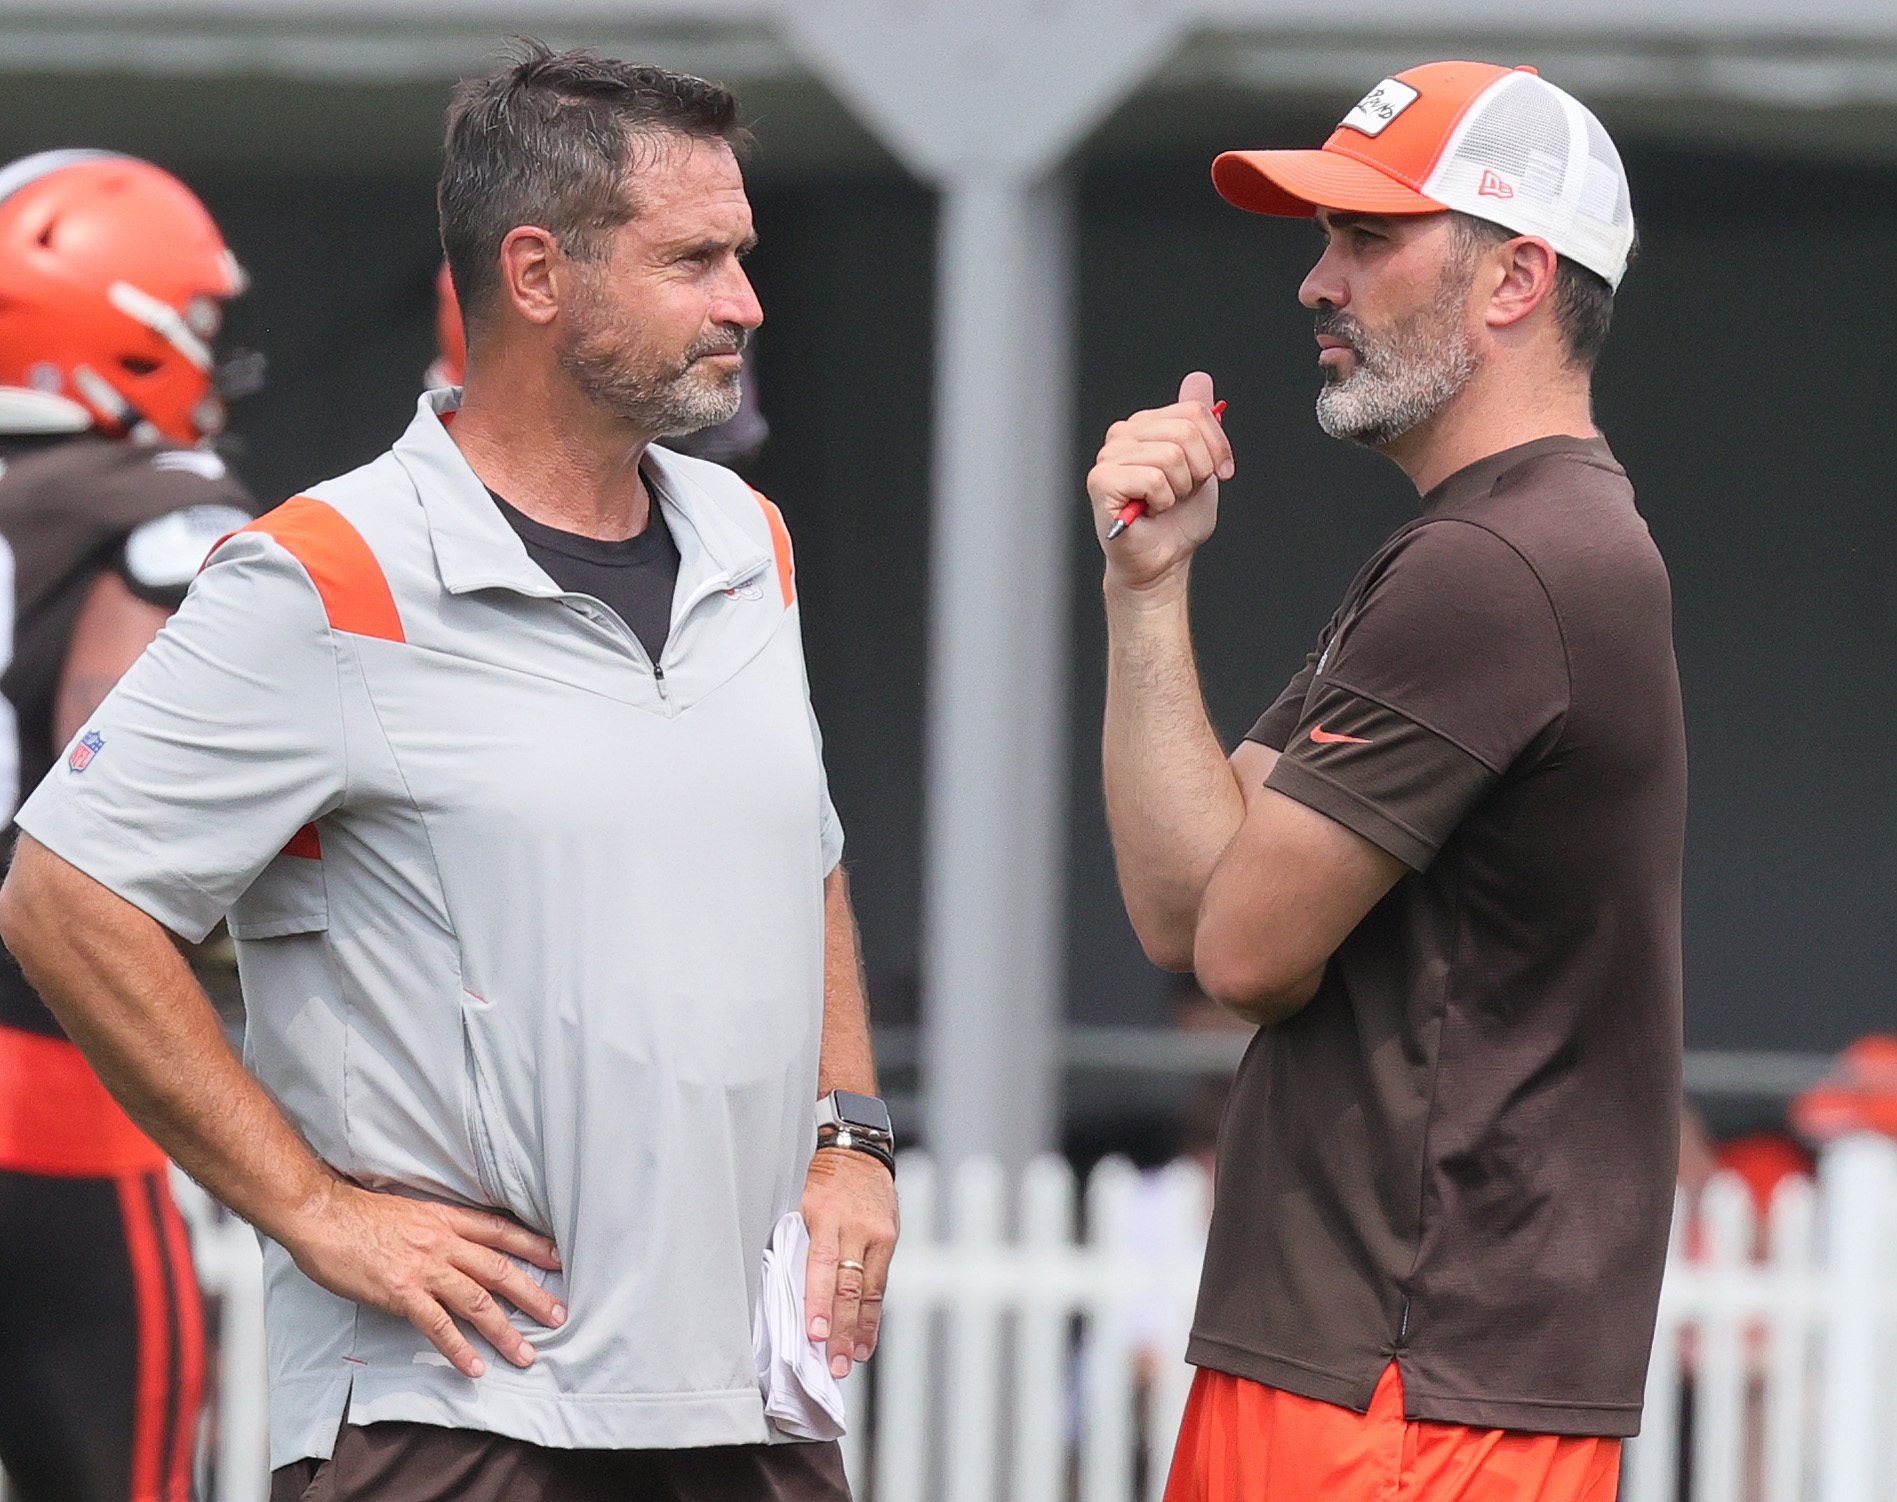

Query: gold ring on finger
[839,1259,867,1273]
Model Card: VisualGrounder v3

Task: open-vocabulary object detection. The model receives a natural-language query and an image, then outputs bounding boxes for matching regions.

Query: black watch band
[817,1124,895,1176]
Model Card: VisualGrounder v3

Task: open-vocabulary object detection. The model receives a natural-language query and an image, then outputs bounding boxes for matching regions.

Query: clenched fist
[1088,371,1234,593]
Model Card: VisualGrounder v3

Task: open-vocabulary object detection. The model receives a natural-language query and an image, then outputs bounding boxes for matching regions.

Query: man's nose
[717,266,765,331]
[1299,250,1347,312]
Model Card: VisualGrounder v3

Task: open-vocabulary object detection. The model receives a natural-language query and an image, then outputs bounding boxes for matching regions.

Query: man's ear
[496,226,564,328]
[1485,235,1560,333]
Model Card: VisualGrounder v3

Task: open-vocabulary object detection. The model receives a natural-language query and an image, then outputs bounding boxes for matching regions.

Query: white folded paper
[752,1210,849,1440]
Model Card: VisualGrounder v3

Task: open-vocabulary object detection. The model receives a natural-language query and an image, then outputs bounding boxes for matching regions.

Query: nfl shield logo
[68,730,103,772]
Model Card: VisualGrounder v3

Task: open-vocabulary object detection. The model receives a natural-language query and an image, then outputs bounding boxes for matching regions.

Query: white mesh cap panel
[1420,71,1634,288]
[1583,110,1634,234]
[1434,75,1571,217]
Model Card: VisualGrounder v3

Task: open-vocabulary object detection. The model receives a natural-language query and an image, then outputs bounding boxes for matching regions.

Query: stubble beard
[556,275,747,439]
[1313,270,1480,449]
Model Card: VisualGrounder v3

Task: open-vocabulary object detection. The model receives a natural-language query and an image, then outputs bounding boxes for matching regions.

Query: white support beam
[782,0,1186,1168]
[916,164,1075,1170]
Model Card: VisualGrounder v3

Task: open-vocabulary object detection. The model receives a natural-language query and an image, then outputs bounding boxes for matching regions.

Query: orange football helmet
[426,261,466,390]
[0,150,246,446]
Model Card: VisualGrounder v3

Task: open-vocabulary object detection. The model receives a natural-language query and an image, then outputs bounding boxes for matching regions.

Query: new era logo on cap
[1478,170,1515,199]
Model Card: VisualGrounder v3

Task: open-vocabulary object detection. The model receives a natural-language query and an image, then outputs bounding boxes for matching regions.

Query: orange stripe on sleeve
[750,488,796,609]
[237,495,405,642]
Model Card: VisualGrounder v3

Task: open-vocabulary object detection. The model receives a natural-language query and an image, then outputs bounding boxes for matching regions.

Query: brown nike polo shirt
[1188,434,1686,1438]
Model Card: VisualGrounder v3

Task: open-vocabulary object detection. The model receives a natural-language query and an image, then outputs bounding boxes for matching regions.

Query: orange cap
[1212,61,1636,288]
[1214,62,1518,218]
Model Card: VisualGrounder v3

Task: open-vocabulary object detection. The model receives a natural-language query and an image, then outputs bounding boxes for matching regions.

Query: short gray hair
[1450,212,1625,372]
[439,42,746,325]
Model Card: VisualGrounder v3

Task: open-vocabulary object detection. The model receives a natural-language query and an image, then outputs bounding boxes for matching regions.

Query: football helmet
[0,150,247,445]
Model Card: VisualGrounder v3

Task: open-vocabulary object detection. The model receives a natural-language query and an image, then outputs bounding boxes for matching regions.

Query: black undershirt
[489,488,681,663]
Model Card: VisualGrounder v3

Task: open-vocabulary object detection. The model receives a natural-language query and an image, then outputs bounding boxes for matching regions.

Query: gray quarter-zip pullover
[18,390,844,1464]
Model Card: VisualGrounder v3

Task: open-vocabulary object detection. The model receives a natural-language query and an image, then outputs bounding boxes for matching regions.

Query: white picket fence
[858,1136,1897,1502]
[1622,1132,1897,1502]
[140,1133,1897,1501]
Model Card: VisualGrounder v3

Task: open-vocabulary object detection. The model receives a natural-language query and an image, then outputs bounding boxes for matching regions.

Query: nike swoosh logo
[1310,725,1371,746]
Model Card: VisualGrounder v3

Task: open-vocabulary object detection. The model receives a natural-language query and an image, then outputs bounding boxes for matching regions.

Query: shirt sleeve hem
[1264,758,1439,873]
[14,789,227,943]
[1318,674,1513,775]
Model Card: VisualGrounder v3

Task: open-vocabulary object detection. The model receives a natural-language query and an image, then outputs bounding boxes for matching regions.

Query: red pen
[1106,399,1226,541]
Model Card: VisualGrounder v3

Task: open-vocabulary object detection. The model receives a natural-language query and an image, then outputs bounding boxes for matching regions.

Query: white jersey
[17,389,843,1465]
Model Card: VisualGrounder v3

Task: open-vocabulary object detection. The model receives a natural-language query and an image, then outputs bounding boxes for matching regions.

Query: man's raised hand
[1088,371,1234,592]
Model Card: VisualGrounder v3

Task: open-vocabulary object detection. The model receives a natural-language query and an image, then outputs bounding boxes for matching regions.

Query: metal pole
[779,0,1183,1170]
[920,165,1075,1169]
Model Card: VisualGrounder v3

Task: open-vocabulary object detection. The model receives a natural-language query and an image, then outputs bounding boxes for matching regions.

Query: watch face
[834,1089,893,1136]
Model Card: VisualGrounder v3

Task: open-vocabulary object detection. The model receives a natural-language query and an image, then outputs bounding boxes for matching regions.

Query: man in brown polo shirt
[1089,62,1682,1500]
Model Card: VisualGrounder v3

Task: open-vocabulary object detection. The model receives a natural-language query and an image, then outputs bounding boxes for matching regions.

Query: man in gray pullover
[0,45,896,1502]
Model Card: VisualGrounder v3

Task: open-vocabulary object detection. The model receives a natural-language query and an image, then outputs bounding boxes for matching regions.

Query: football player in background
[0,149,256,1502]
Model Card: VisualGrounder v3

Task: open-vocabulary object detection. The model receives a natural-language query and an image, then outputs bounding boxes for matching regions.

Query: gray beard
[1313,286,1479,449]
[557,304,746,439]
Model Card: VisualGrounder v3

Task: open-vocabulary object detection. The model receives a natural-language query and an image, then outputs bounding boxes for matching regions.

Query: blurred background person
[423,260,466,395]
[1678,1098,1812,1238]
[0,149,255,1502]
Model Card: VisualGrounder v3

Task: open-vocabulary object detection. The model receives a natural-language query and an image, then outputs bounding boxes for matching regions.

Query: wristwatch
[816,1089,895,1175]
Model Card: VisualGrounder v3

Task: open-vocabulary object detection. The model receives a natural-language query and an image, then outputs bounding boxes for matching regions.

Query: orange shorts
[1163,1363,1621,1502]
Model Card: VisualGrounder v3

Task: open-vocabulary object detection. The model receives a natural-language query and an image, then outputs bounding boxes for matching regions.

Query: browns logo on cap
[1211,61,1636,288]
